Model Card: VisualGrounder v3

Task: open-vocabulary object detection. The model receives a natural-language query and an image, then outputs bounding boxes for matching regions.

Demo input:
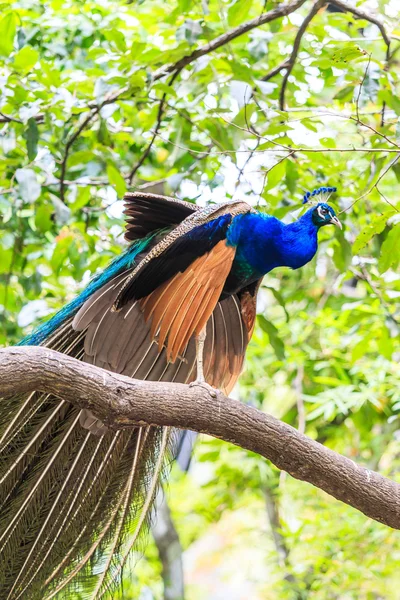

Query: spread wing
[73,270,259,396]
[123,192,198,241]
[114,199,252,306]
[114,199,252,361]
[73,195,258,392]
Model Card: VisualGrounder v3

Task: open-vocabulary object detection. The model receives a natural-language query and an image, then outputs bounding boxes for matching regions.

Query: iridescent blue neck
[227,209,319,278]
[279,210,319,270]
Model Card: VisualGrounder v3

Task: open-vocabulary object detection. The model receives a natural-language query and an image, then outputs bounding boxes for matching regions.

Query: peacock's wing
[115,198,252,306]
[123,191,198,241]
[0,193,257,600]
[114,198,252,362]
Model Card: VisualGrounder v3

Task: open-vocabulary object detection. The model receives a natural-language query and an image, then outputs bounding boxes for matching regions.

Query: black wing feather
[124,192,197,241]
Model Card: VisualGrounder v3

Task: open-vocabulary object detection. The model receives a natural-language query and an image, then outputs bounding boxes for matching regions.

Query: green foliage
[0,0,399,597]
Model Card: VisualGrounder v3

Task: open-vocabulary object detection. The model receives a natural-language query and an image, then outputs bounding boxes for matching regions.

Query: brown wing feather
[140,240,236,362]
[239,279,262,341]
[73,269,260,397]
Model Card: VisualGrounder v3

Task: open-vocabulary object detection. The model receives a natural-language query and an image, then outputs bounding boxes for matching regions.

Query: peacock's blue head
[312,202,342,229]
[302,186,342,230]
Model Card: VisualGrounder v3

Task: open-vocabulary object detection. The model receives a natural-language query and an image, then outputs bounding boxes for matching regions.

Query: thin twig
[280,0,327,111]
[260,60,290,83]
[0,113,44,125]
[352,266,399,326]
[355,54,371,123]
[376,186,399,212]
[56,0,308,195]
[329,0,391,50]
[340,154,400,214]
[59,107,102,203]
[331,0,392,127]
[235,138,261,192]
[154,0,308,80]
[152,132,400,155]
[128,69,182,185]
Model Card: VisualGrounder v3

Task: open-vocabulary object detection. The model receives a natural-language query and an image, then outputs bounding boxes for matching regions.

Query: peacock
[0,186,341,599]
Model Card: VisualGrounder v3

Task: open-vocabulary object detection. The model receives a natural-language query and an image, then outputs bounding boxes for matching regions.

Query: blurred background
[0,0,399,598]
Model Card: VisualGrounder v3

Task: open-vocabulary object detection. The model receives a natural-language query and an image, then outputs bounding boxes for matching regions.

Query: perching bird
[0,186,341,599]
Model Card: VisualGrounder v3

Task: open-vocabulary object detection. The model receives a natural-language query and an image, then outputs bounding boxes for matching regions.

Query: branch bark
[1,346,399,530]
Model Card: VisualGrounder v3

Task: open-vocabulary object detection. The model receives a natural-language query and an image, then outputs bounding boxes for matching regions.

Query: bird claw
[189,380,218,398]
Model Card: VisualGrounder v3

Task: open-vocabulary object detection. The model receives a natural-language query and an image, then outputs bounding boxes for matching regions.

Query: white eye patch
[317,206,328,219]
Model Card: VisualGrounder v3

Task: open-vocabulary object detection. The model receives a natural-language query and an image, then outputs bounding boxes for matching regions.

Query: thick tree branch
[1,346,399,530]
[258,0,391,111]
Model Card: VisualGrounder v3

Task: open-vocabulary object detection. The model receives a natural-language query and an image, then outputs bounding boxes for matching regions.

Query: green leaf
[264,160,286,192]
[107,164,126,197]
[258,315,285,360]
[378,224,400,273]
[15,168,41,203]
[393,163,400,183]
[35,203,53,232]
[328,43,367,66]
[333,85,355,101]
[176,19,202,45]
[227,0,252,27]
[0,247,13,274]
[230,61,254,84]
[0,12,17,57]
[285,160,298,194]
[69,187,91,212]
[353,211,395,254]
[152,82,177,98]
[320,137,336,148]
[130,41,146,59]
[380,91,400,116]
[13,45,39,73]
[333,236,352,271]
[23,117,39,161]
[103,29,126,53]
[264,286,289,322]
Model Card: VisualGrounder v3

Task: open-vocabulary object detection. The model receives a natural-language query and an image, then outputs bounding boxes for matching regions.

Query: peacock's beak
[329,215,342,229]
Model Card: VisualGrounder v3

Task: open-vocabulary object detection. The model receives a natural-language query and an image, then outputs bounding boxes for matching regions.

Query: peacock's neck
[227,211,319,283]
[279,212,319,270]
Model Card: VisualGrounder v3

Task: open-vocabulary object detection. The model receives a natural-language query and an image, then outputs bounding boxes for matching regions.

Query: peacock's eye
[318,207,328,217]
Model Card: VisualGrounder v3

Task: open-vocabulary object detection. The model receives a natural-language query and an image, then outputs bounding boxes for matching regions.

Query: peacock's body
[0,189,340,599]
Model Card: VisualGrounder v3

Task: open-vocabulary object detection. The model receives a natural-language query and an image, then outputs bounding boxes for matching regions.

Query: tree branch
[1,346,399,530]
[154,0,308,80]
[128,69,182,185]
[54,0,307,195]
[329,0,391,50]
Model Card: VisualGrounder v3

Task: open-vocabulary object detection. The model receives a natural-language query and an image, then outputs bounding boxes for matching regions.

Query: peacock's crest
[302,186,337,205]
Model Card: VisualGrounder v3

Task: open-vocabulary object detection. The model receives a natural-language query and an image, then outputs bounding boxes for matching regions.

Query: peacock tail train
[0,193,254,599]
